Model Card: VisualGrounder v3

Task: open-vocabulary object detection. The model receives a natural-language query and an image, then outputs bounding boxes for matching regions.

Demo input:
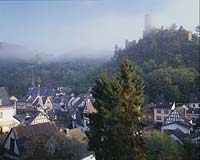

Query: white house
[0,87,20,133]
[161,107,193,134]
[153,102,175,126]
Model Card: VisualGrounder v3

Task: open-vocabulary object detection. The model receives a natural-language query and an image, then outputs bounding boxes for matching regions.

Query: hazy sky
[0,0,199,55]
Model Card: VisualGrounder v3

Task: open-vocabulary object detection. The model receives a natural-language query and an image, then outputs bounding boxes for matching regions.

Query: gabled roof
[13,111,49,125]
[187,131,200,139]
[176,107,192,121]
[20,87,55,102]
[162,121,192,129]
[84,101,96,114]
[3,123,57,154]
[150,102,173,109]
[168,128,188,142]
[0,87,9,98]
[165,107,192,128]
[13,122,57,139]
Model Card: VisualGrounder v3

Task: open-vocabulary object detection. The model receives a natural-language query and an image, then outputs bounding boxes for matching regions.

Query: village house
[161,107,193,134]
[17,86,54,114]
[3,122,57,159]
[153,102,175,126]
[13,111,50,125]
[0,87,19,133]
[72,98,96,132]
[142,104,154,124]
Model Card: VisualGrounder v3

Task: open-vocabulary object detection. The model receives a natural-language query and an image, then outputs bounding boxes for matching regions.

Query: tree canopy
[110,25,199,103]
[87,59,146,160]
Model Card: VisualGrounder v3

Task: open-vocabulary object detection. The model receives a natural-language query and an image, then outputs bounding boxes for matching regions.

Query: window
[0,112,3,118]
[164,117,168,121]
[164,110,169,114]
[157,109,161,113]
[156,116,162,120]
[193,104,195,107]
[10,138,15,152]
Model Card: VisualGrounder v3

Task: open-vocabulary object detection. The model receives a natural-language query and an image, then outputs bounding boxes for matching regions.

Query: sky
[0,0,199,55]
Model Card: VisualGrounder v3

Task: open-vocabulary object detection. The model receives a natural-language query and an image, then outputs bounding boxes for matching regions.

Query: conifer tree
[87,59,146,160]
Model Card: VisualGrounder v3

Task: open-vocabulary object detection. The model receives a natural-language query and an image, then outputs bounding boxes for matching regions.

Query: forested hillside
[0,25,199,102]
[110,25,199,103]
[0,59,103,98]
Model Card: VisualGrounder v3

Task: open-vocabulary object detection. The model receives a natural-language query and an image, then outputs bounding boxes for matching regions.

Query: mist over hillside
[53,48,113,62]
[0,42,113,63]
[0,42,37,61]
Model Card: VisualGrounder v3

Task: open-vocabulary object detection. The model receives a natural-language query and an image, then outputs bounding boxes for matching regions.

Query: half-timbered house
[162,107,193,134]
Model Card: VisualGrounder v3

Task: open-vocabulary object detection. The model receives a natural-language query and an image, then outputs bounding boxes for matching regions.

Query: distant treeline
[0,59,103,98]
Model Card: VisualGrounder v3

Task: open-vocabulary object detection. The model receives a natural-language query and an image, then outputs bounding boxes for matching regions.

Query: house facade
[0,87,20,133]
[153,102,175,126]
[142,104,154,124]
[14,111,50,125]
[162,107,193,134]
[3,122,57,157]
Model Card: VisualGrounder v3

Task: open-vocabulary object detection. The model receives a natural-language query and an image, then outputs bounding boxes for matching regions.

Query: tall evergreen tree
[87,59,146,160]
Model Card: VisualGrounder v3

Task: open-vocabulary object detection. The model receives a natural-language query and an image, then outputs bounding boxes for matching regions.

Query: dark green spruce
[87,59,146,160]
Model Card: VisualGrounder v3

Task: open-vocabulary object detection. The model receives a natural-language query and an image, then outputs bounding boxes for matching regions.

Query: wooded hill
[109,25,200,103]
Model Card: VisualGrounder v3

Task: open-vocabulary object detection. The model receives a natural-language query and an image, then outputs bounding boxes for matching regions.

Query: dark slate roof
[13,111,47,125]
[153,102,173,109]
[168,128,188,142]
[142,104,155,110]
[187,131,200,139]
[189,92,200,103]
[0,87,9,98]
[163,121,192,129]
[6,123,57,154]
[21,87,55,101]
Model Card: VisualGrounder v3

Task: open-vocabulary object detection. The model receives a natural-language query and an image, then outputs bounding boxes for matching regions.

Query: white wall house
[161,107,193,134]
[0,87,20,133]
[0,105,19,133]
[153,102,175,125]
